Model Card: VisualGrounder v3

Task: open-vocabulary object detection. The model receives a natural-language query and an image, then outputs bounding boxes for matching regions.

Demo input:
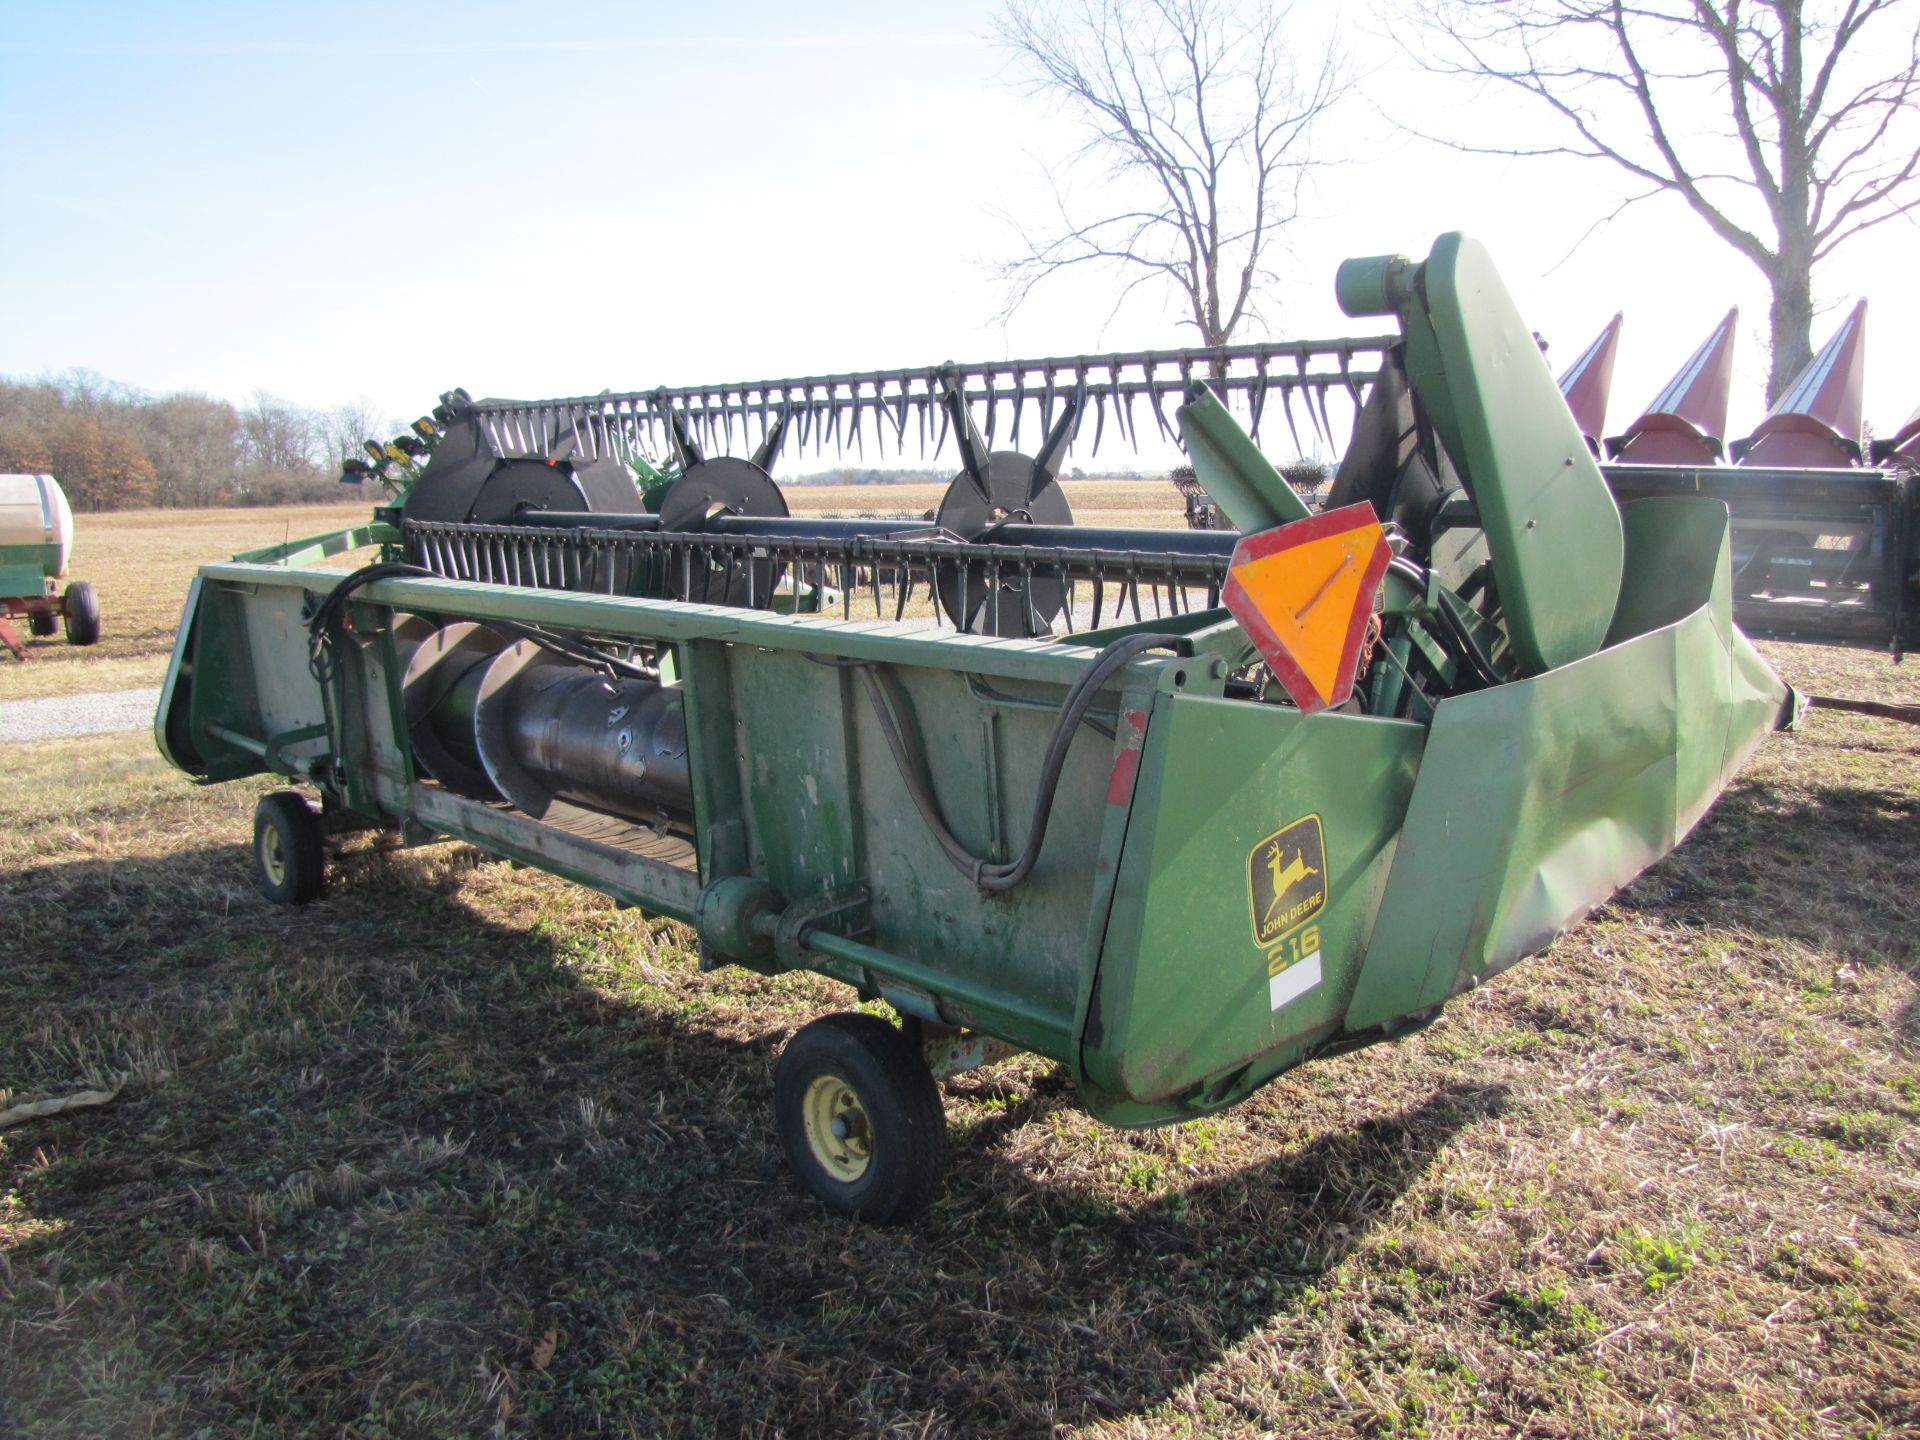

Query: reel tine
[1251,349,1271,443]
[1293,349,1326,448]
[1146,369,1173,445]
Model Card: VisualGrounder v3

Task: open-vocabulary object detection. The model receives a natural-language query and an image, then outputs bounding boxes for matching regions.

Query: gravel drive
[0,686,162,744]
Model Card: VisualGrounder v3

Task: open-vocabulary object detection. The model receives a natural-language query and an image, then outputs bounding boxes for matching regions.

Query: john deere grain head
[157,234,1795,1220]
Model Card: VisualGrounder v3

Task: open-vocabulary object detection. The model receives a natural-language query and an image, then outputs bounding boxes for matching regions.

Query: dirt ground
[0,493,1915,1437]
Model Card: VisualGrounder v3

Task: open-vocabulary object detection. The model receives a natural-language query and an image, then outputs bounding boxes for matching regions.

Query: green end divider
[1175,383,1314,534]
[231,522,396,567]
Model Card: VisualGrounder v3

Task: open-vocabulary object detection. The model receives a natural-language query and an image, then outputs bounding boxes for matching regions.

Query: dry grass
[0,637,1915,1438]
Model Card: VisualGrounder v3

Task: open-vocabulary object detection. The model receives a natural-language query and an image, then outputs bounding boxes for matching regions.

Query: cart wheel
[774,1013,946,1222]
[63,581,100,646]
[253,791,324,905]
[28,610,56,637]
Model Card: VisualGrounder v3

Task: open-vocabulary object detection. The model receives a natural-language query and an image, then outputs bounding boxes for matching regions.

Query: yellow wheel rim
[261,827,287,887]
[801,1073,872,1182]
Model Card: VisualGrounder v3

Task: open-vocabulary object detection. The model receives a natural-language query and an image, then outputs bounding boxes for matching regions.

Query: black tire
[28,610,56,637]
[63,581,100,646]
[774,1013,946,1222]
[253,791,325,905]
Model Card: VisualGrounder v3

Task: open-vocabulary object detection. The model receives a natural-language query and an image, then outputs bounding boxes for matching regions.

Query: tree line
[0,369,390,511]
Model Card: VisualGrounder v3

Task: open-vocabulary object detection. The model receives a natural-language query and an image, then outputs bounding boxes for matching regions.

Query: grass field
[0,498,1916,1437]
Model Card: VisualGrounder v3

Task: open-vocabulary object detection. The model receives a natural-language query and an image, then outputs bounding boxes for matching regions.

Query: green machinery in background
[157,235,1795,1221]
[0,471,101,660]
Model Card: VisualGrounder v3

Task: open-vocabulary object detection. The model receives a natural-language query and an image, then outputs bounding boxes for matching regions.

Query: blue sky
[3,0,1914,463]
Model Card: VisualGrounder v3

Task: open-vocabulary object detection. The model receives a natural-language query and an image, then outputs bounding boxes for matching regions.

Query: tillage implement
[158,235,1796,1220]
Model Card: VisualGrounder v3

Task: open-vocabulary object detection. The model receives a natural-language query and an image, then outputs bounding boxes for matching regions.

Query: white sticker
[1268,950,1323,1011]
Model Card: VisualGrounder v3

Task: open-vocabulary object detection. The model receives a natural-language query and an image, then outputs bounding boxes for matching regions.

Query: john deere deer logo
[1248,815,1326,948]
[1263,843,1319,925]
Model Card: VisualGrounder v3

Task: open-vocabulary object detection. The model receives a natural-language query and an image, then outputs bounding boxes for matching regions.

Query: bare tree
[994,0,1349,347]
[1407,0,1920,403]
[239,390,319,476]
[320,398,394,475]
[130,394,243,507]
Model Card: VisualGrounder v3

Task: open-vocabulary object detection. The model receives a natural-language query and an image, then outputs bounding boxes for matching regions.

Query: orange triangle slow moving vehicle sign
[1222,502,1391,714]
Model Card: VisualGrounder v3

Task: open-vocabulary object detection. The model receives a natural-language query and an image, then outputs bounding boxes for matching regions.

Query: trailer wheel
[28,610,56,637]
[63,581,100,646]
[253,791,324,905]
[774,1013,946,1222]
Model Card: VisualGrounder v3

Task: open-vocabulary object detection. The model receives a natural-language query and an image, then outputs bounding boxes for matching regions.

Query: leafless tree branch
[1401,0,1920,402]
[993,0,1350,348]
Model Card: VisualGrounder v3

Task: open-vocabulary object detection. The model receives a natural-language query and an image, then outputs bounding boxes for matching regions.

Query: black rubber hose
[307,562,432,682]
[854,632,1182,893]
[1383,554,1502,690]
[306,560,652,683]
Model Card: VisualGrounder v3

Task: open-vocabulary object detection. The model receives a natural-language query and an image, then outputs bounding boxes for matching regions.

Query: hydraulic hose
[851,632,1182,893]
[305,560,653,683]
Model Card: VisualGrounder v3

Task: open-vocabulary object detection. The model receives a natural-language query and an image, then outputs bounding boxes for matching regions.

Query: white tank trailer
[0,473,100,660]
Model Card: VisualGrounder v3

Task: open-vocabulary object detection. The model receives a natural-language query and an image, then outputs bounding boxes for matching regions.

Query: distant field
[0,483,1185,701]
[790,477,1187,531]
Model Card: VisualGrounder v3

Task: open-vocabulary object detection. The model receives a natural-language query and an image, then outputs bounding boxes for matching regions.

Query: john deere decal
[1248,815,1327,950]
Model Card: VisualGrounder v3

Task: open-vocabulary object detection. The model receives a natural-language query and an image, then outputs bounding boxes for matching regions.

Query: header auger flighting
[159,234,1795,1221]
